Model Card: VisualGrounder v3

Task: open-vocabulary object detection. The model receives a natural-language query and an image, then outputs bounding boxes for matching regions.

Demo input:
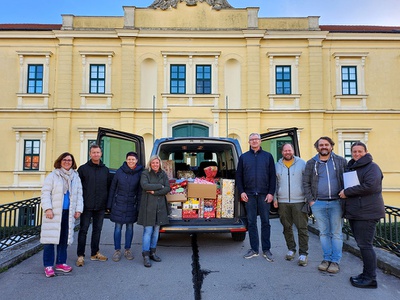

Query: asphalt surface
[0,218,399,300]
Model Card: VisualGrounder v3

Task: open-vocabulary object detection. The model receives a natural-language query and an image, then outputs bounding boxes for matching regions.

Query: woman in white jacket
[40,152,83,277]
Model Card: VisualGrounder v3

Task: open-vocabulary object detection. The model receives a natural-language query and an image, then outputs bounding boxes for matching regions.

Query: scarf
[59,167,73,195]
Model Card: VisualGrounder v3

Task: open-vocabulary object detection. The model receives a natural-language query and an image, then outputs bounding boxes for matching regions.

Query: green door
[172,124,209,137]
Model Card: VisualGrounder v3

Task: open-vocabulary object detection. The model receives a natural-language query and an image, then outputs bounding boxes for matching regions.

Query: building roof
[0,24,62,31]
[320,25,400,33]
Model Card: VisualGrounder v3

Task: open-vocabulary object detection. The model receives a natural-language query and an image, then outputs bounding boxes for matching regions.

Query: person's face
[90,147,102,164]
[317,139,333,157]
[61,155,73,171]
[351,145,367,161]
[282,144,294,161]
[126,155,138,169]
[150,158,160,172]
[249,135,261,150]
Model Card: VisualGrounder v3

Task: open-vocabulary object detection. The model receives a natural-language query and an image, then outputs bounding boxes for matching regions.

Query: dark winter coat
[343,153,385,220]
[78,160,110,211]
[236,147,276,196]
[107,162,143,224]
[137,169,171,227]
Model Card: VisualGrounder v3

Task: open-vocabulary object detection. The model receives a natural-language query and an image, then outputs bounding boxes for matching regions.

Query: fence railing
[0,197,42,251]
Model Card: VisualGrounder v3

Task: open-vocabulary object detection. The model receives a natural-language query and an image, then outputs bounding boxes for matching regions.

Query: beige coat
[40,169,83,245]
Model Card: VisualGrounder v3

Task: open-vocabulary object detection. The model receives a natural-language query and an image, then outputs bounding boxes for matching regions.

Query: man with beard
[273,143,309,266]
[303,137,347,274]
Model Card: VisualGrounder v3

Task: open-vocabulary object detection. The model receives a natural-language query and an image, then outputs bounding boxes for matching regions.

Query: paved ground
[0,218,399,300]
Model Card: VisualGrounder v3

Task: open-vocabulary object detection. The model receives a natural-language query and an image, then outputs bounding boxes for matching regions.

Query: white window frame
[335,128,371,158]
[333,52,368,110]
[79,51,114,109]
[162,51,220,96]
[267,52,301,110]
[16,51,52,109]
[12,127,49,187]
[78,128,98,165]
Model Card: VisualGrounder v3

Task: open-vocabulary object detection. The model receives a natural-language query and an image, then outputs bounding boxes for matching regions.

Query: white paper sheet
[343,171,360,189]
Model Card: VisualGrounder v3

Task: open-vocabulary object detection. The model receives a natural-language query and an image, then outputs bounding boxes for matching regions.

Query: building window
[342,66,357,95]
[344,140,358,161]
[170,64,186,94]
[90,64,106,94]
[23,140,40,170]
[196,65,211,94]
[276,66,291,94]
[27,64,43,94]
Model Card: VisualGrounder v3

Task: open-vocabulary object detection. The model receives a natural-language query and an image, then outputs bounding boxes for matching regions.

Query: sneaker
[124,249,134,260]
[285,250,296,261]
[112,250,122,262]
[44,266,55,277]
[327,262,340,274]
[298,255,308,266]
[76,256,84,267]
[318,260,330,271]
[262,250,274,262]
[90,252,108,261]
[55,264,72,273]
[243,249,259,259]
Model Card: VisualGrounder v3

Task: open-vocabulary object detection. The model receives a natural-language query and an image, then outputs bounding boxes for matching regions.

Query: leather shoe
[350,277,377,289]
[350,273,364,282]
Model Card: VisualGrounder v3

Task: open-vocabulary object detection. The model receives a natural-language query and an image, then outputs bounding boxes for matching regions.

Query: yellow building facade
[0,1,399,205]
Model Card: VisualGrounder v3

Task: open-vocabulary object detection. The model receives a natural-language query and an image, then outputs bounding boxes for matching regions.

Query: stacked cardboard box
[221,179,235,218]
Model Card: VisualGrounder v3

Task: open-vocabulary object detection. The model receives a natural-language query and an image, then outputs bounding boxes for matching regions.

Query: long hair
[146,155,163,172]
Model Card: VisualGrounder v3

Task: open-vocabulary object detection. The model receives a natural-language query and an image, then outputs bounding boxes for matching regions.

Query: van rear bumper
[160,219,247,234]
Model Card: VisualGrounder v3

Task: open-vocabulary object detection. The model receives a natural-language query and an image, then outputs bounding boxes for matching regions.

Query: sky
[0,0,399,26]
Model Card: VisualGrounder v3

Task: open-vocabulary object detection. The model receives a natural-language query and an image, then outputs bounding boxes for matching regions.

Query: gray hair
[248,133,261,140]
[146,155,163,172]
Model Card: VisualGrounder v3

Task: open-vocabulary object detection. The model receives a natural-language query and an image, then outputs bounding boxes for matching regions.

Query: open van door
[96,127,146,172]
[259,127,300,217]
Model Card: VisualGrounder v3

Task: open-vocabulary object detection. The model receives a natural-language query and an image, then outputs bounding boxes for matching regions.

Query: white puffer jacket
[40,169,83,245]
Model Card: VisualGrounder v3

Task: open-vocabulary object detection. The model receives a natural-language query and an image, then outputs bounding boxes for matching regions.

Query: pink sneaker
[44,266,55,277]
[55,264,72,273]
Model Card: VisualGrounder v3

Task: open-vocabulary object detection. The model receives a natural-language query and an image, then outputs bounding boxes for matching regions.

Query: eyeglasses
[62,159,73,162]
[249,138,260,142]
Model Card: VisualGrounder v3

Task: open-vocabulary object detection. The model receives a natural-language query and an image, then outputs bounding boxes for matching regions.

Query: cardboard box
[187,183,217,199]
[166,193,187,202]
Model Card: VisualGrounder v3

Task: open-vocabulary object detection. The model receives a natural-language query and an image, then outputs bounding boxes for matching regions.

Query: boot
[142,251,151,268]
[150,248,162,262]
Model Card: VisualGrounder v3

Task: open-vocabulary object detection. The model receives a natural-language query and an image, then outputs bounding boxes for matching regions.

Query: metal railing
[0,197,42,251]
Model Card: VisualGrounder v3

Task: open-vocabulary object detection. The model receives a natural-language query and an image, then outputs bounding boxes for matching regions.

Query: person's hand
[45,209,54,219]
[309,201,315,207]
[266,194,274,203]
[240,192,248,202]
[147,190,155,194]
[273,200,278,208]
[74,212,81,219]
[339,189,347,199]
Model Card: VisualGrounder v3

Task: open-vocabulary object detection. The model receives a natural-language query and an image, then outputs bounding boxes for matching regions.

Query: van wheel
[231,232,246,242]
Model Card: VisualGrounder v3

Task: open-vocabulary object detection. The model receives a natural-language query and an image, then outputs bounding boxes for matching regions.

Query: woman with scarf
[107,152,143,262]
[339,142,385,289]
[40,152,83,277]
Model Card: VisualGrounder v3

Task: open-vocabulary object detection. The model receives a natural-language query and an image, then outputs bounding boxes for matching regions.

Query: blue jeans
[311,200,343,263]
[43,209,69,267]
[114,223,134,250]
[349,219,378,280]
[142,225,160,252]
[245,194,271,253]
[77,209,105,257]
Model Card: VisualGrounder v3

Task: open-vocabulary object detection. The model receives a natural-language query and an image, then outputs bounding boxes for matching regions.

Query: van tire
[231,232,246,242]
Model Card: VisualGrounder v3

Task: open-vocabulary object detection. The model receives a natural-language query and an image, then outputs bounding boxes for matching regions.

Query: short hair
[314,136,335,149]
[54,152,77,169]
[351,141,367,152]
[89,144,101,152]
[146,155,163,172]
[248,133,260,140]
[280,143,294,152]
[126,151,138,159]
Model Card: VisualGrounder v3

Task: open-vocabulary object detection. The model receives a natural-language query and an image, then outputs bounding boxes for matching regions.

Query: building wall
[0,2,399,206]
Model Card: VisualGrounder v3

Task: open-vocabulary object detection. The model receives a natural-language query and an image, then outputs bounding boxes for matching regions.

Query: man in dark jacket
[303,136,347,274]
[236,133,276,261]
[76,144,110,266]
